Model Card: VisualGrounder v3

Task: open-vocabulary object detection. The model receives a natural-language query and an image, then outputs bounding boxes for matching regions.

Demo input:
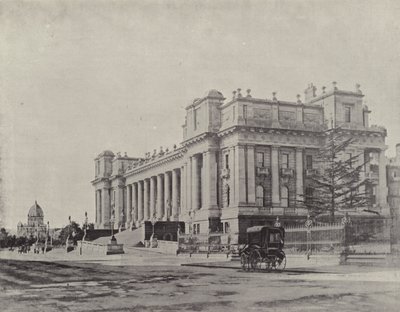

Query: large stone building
[92,83,389,243]
[17,201,48,239]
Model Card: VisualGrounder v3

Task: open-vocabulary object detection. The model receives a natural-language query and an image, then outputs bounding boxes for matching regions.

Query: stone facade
[92,83,389,243]
[17,201,48,239]
[387,144,400,247]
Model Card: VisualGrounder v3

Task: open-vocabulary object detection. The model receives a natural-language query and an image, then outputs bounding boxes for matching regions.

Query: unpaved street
[1,258,399,312]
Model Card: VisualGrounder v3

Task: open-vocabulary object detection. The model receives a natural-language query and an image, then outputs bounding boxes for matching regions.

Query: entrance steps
[92,227,144,247]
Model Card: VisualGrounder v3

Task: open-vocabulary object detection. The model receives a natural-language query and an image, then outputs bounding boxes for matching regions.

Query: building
[92,82,389,243]
[17,201,48,239]
[387,144,400,248]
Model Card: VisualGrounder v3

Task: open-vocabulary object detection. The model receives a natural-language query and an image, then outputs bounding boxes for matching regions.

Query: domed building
[17,201,48,239]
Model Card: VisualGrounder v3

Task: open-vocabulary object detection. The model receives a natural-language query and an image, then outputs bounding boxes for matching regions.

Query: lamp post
[83,212,88,242]
[274,216,281,227]
[65,216,71,252]
[44,221,49,253]
[110,209,116,239]
[305,215,313,259]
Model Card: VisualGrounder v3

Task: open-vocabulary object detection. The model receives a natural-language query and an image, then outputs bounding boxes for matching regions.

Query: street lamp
[305,215,313,259]
[44,221,49,253]
[83,212,88,242]
[110,209,116,239]
[65,216,71,252]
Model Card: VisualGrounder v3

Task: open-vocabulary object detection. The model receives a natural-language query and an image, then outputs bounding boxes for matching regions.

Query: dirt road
[0,259,399,312]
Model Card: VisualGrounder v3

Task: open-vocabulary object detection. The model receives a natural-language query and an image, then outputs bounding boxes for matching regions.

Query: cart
[239,225,286,271]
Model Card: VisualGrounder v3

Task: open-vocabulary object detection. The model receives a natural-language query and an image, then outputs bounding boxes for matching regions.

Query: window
[281,186,289,208]
[344,106,351,122]
[305,187,313,206]
[256,152,265,167]
[256,185,264,206]
[224,185,230,207]
[306,155,313,169]
[232,106,236,121]
[347,153,353,168]
[282,153,289,168]
[371,186,377,205]
[193,107,200,130]
[96,160,100,175]
[224,222,230,233]
[225,154,229,169]
[243,105,248,120]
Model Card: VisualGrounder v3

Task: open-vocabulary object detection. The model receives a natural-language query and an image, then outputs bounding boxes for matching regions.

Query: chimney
[304,83,317,103]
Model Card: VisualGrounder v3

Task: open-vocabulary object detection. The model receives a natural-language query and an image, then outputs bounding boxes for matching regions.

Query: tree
[302,127,372,222]
[59,221,84,245]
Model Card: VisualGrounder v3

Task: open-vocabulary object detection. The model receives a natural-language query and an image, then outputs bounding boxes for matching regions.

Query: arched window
[256,185,264,206]
[281,186,289,208]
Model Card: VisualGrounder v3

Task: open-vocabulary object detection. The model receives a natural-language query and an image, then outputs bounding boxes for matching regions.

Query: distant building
[92,83,389,243]
[17,201,48,239]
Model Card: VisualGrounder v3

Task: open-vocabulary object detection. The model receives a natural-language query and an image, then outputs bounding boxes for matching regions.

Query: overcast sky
[1,0,400,229]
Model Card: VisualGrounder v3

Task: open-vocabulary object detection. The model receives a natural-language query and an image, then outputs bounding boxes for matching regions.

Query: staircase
[92,227,144,247]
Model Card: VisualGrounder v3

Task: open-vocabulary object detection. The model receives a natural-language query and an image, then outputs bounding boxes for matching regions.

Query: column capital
[271,145,280,151]
[295,147,304,152]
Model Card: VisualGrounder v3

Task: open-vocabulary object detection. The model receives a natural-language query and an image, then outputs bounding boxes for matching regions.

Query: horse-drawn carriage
[240,226,286,271]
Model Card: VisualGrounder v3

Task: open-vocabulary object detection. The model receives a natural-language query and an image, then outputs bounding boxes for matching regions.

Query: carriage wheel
[240,253,249,271]
[250,249,263,271]
[273,252,286,271]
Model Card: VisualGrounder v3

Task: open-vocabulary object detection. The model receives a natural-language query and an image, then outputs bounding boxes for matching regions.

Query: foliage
[58,221,84,245]
[301,127,372,222]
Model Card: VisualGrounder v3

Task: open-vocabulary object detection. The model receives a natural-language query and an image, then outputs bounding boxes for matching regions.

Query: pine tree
[302,127,372,222]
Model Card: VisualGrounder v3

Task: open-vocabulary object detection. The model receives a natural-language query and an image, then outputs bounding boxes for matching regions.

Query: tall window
[305,187,313,205]
[282,153,289,168]
[281,186,289,208]
[225,154,229,169]
[347,153,353,168]
[344,106,351,122]
[226,185,230,207]
[256,152,265,167]
[193,107,199,130]
[306,155,313,169]
[243,105,248,120]
[256,185,264,206]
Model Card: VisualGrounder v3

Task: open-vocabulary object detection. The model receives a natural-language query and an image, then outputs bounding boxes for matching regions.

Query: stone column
[95,190,100,227]
[164,172,171,220]
[118,186,125,227]
[102,188,111,227]
[157,174,164,220]
[125,185,132,228]
[150,176,156,219]
[271,146,280,207]
[296,148,304,204]
[234,145,246,206]
[143,179,149,220]
[138,181,144,222]
[172,168,180,220]
[378,150,388,208]
[192,155,199,210]
[187,160,192,212]
[247,146,256,204]
[181,165,187,213]
[203,150,218,210]
[132,183,138,224]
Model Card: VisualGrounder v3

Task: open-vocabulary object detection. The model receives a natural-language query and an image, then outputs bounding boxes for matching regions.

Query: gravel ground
[1,256,399,312]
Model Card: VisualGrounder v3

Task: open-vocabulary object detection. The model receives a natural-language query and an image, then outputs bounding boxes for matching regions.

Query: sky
[1,0,400,229]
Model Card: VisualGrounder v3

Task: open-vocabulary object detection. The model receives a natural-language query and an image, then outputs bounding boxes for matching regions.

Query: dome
[28,201,44,218]
[99,150,115,157]
[205,89,224,99]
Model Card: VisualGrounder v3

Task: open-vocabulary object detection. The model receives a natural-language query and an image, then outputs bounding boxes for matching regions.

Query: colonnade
[125,168,182,226]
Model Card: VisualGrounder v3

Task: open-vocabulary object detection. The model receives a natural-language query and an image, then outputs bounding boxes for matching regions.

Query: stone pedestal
[106,235,124,255]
